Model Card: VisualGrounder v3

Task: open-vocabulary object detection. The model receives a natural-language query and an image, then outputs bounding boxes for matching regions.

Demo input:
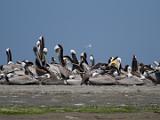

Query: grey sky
[0,0,160,65]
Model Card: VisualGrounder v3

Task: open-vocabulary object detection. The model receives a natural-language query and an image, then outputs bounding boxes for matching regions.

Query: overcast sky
[0,0,160,65]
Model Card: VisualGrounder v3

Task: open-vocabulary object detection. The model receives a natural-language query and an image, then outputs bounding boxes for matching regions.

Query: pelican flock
[0,36,160,85]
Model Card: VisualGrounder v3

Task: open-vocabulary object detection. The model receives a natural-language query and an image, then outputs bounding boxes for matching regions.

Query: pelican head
[63,57,68,63]
[70,49,76,54]
[63,56,72,64]
[127,66,132,78]
[133,54,137,59]
[127,66,132,72]
[39,35,43,41]
[80,52,87,58]
[117,57,121,63]
[89,55,95,66]
[43,48,48,55]
[21,62,26,67]
[6,48,10,52]
[89,55,94,61]
[54,44,61,54]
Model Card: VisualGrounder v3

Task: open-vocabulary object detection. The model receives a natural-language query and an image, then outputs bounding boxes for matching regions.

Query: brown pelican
[80,52,90,71]
[51,44,80,82]
[54,44,65,66]
[131,55,138,72]
[80,52,88,65]
[108,57,122,76]
[78,54,93,85]
[33,46,50,75]
[61,55,90,85]
[63,55,83,72]
[1,48,23,74]
[70,49,79,71]
[6,48,13,64]
[80,57,116,85]
[33,46,61,84]
[0,61,39,85]
[21,61,34,76]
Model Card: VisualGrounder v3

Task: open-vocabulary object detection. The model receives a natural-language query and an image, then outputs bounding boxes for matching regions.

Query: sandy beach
[0,85,160,119]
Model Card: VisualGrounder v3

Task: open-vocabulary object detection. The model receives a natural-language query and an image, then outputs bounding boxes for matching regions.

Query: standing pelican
[39,36,45,58]
[33,46,50,76]
[6,48,13,64]
[79,54,92,85]
[80,52,88,65]
[63,55,83,72]
[70,49,79,71]
[53,44,74,80]
[132,55,138,72]
[80,53,90,72]
[54,44,65,66]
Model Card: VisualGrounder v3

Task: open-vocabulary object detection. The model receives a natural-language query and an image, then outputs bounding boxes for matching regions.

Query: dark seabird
[80,55,90,72]
[70,49,79,71]
[21,61,34,76]
[39,36,45,58]
[131,55,138,72]
[37,36,47,67]
[63,55,83,72]
[33,46,50,76]
[48,55,72,81]
[108,57,122,75]
[79,55,92,85]
[80,52,88,65]
[62,55,90,85]
[33,46,42,67]
[54,44,65,66]
[6,48,13,64]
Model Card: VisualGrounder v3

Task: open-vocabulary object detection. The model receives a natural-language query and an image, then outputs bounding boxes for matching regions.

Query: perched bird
[80,52,88,65]
[127,66,132,78]
[6,48,13,64]
[89,54,95,67]
[132,55,138,72]
[70,49,79,71]
[108,56,122,75]
[54,44,65,66]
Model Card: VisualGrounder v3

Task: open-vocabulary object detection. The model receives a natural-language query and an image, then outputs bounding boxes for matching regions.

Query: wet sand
[0,112,160,120]
[0,85,160,120]
[0,85,160,107]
